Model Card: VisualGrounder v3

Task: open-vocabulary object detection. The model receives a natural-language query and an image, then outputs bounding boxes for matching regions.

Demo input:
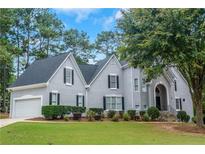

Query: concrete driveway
[0,118,25,128]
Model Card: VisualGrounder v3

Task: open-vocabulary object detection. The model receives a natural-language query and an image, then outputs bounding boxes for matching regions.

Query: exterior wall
[9,87,47,118]
[171,68,193,117]
[47,56,86,107]
[10,54,194,118]
[87,56,123,109]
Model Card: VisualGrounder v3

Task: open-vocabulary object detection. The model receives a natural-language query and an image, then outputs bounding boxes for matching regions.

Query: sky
[53,8,122,42]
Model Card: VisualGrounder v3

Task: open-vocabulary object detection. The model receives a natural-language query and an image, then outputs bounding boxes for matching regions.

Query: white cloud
[115,10,123,20]
[103,16,114,30]
[55,8,98,23]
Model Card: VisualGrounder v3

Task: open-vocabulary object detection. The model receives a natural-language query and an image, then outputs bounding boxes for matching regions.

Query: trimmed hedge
[42,105,86,120]
[89,108,104,115]
[127,110,136,120]
[147,107,160,120]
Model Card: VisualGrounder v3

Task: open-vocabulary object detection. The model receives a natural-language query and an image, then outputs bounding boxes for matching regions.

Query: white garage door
[14,98,41,118]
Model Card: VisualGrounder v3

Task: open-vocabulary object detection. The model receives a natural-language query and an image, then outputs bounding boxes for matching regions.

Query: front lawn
[0,122,205,144]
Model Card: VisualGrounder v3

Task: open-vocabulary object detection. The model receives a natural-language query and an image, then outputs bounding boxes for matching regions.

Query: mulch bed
[155,123,205,135]
[0,112,9,119]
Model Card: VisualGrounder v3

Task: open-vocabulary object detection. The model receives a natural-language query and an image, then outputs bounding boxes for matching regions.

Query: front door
[156,96,161,110]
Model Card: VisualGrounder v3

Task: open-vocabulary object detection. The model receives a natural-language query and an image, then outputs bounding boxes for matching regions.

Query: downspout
[131,67,134,108]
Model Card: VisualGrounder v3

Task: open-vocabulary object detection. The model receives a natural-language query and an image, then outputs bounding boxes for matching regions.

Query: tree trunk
[195,101,204,127]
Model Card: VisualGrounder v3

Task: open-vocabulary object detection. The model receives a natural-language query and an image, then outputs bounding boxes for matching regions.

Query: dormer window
[108,74,119,89]
[64,67,74,85]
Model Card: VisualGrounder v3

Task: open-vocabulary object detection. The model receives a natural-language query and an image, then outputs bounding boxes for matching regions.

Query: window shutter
[103,96,106,110]
[180,98,182,110]
[122,97,124,110]
[57,93,60,105]
[64,68,66,83]
[108,75,110,88]
[76,95,79,106]
[49,92,52,105]
[83,96,85,107]
[72,70,74,85]
[117,76,119,89]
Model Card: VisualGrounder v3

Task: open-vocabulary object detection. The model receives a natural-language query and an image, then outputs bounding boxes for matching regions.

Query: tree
[118,9,205,127]
[63,29,94,64]
[35,10,64,59]
[95,31,120,57]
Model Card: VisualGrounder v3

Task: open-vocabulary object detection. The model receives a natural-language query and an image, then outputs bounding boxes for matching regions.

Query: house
[8,52,193,118]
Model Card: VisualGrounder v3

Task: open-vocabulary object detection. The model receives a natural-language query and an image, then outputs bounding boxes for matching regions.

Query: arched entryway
[155,84,168,111]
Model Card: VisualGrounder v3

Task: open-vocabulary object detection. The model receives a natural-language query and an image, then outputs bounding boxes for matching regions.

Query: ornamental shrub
[127,110,136,120]
[123,113,130,121]
[142,114,149,121]
[112,113,120,122]
[184,115,190,123]
[86,110,95,121]
[177,111,188,122]
[147,107,160,120]
[192,116,196,123]
[139,111,146,117]
[107,110,116,118]
[89,108,104,115]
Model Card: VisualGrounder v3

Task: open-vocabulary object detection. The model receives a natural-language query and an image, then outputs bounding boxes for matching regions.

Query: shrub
[64,115,69,121]
[94,115,102,121]
[204,115,205,124]
[147,107,160,120]
[89,108,104,115]
[203,103,205,114]
[42,105,65,120]
[118,111,124,119]
[139,111,146,117]
[112,113,120,122]
[86,110,95,121]
[192,116,196,123]
[123,113,130,121]
[72,106,86,113]
[73,113,82,120]
[177,111,188,122]
[142,114,149,121]
[127,110,136,120]
[185,115,190,123]
[107,110,116,118]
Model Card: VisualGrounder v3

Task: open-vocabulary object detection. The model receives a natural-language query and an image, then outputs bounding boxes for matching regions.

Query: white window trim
[51,92,58,105]
[109,74,118,89]
[175,97,182,111]
[105,95,123,111]
[134,78,139,92]
[65,67,73,86]
[141,78,147,92]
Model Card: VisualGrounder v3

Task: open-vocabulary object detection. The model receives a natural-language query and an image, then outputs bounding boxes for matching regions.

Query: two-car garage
[12,96,42,118]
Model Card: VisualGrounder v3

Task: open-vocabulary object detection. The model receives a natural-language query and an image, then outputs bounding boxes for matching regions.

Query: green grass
[0,122,205,144]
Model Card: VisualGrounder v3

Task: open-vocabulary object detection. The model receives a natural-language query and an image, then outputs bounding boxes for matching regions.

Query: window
[76,95,84,107]
[174,80,177,91]
[108,75,119,89]
[49,92,60,105]
[64,67,73,85]
[141,78,147,92]
[105,96,122,110]
[134,78,139,91]
[176,98,182,111]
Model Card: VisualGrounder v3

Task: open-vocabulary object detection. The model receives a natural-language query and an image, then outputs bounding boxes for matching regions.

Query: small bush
[192,116,196,123]
[107,110,116,118]
[73,113,82,120]
[177,111,188,122]
[123,113,130,121]
[112,113,120,122]
[72,106,86,113]
[89,108,104,115]
[94,115,102,121]
[127,110,136,120]
[203,103,205,114]
[118,111,124,119]
[139,111,146,117]
[142,114,149,121]
[185,115,190,123]
[86,110,95,121]
[147,107,160,120]
[64,115,69,121]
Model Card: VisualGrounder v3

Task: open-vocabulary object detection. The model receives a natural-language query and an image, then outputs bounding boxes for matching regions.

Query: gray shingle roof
[10,53,126,88]
[9,52,70,88]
